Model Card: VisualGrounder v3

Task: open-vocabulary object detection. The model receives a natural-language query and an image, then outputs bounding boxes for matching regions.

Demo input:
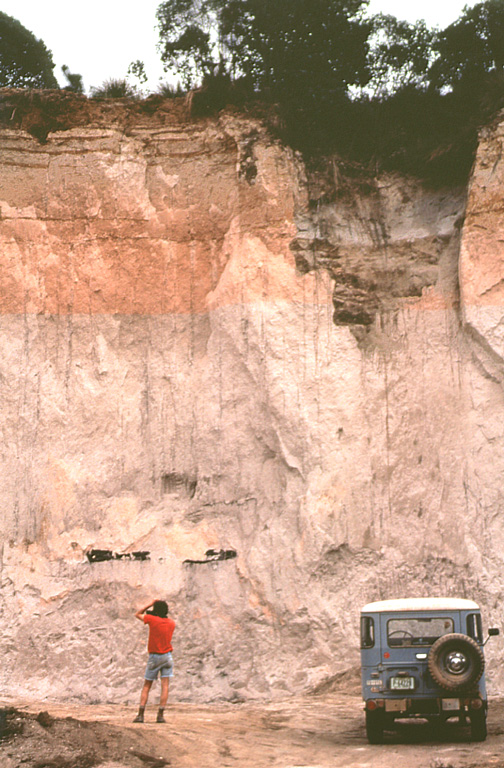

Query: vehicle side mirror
[483,627,499,645]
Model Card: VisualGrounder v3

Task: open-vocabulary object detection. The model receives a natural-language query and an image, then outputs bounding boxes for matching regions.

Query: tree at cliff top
[156,0,370,148]
[0,12,58,88]
[429,0,504,96]
[365,14,436,97]
[154,0,504,178]
[221,0,370,92]
[339,1,504,183]
[156,0,370,91]
[61,65,84,94]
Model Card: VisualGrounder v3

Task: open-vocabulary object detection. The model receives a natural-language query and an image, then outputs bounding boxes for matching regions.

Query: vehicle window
[361,616,375,648]
[387,617,454,646]
[467,613,483,643]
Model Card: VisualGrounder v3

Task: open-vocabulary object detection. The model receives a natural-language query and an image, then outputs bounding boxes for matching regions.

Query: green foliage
[157,81,186,97]
[238,0,370,150]
[478,67,504,113]
[188,70,254,114]
[156,0,372,150]
[430,0,504,94]
[61,65,84,93]
[366,14,436,97]
[157,0,371,93]
[222,0,371,94]
[155,0,504,105]
[128,60,148,86]
[90,78,139,100]
[156,0,225,87]
[150,0,504,185]
[0,11,58,88]
[343,87,480,185]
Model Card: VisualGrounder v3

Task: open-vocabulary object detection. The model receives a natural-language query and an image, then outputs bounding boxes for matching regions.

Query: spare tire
[428,633,484,691]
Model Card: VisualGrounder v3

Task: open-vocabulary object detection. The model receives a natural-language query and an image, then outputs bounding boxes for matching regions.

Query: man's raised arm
[135,599,156,621]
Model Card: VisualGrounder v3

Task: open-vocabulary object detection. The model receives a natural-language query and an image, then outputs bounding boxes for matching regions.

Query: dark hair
[152,600,168,618]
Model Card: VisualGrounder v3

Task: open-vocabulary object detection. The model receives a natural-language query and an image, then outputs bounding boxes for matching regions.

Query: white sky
[0,0,479,93]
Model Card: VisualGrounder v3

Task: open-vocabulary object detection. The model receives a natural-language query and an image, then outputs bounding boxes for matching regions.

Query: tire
[427,633,484,691]
[365,709,384,744]
[470,710,487,742]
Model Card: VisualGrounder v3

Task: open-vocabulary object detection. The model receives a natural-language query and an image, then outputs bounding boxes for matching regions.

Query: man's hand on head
[135,599,156,621]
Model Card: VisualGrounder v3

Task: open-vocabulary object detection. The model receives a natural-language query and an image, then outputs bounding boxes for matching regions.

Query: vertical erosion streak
[19,301,31,540]
[383,352,392,532]
[142,325,155,485]
[189,241,197,466]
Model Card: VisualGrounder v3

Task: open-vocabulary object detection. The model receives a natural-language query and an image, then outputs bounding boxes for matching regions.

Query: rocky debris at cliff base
[2,696,504,768]
[6,708,174,768]
[0,707,172,768]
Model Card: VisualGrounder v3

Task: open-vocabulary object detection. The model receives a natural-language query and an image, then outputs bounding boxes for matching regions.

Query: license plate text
[389,676,415,691]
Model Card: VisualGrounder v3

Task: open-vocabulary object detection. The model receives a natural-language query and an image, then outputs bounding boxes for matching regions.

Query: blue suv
[360,598,499,743]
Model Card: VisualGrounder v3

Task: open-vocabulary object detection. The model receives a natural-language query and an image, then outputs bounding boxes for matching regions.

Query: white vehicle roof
[361,597,480,613]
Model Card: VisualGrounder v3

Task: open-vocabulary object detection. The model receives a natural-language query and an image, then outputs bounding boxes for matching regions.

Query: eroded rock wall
[1,104,504,704]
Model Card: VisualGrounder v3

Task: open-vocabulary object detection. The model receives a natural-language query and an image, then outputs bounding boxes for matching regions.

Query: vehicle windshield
[387,616,454,647]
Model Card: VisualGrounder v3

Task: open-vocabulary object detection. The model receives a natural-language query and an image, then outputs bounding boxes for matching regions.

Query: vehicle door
[379,612,456,696]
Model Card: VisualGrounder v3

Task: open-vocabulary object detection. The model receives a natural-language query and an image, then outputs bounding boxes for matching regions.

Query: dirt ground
[1,694,504,768]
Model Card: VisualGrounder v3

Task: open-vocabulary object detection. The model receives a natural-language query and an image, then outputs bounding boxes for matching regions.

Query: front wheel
[365,709,384,744]
[470,711,487,741]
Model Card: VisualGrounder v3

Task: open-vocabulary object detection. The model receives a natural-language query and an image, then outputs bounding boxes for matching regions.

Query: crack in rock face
[86,550,150,563]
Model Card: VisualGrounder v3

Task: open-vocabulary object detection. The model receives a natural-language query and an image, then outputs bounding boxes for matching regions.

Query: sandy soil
[2,694,504,768]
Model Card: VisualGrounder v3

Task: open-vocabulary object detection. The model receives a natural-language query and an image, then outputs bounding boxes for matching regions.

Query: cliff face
[1,99,504,704]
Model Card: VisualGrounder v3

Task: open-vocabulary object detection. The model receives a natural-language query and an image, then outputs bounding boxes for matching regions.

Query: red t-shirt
[143,614,176,654]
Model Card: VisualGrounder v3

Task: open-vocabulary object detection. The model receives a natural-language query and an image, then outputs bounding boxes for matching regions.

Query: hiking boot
[133,713,144,723]
[156,712,166,723]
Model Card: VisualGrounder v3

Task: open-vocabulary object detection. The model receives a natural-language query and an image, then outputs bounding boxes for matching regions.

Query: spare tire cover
[427,633,484,691]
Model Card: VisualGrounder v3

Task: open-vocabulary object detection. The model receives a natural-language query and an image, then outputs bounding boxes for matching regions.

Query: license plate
[389,676,415,691]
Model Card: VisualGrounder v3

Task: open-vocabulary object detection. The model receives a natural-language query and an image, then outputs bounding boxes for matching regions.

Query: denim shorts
[144,652,174,681]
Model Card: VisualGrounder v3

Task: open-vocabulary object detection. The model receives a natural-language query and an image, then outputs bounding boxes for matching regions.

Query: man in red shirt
[133,599,176,723]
